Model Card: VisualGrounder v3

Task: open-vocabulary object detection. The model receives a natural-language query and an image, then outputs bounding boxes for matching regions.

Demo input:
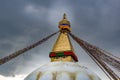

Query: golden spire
[49,14,78,62]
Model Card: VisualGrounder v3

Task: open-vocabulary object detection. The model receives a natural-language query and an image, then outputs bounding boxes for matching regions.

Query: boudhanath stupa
[24,14,101,80]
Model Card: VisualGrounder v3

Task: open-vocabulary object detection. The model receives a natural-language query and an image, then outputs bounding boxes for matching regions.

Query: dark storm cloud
[0,0,120,79]
[0,0,54,76]
[70,0,120,49]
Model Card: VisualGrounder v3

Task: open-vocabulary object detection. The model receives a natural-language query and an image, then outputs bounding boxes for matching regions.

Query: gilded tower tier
[49,13,78,62]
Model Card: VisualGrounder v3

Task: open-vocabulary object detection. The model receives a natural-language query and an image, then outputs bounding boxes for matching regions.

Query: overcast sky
[0,0,120,80]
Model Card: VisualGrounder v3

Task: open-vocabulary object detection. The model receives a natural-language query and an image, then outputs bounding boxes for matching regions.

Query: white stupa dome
[24,62,101,80]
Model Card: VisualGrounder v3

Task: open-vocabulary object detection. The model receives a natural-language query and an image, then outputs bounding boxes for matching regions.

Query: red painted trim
[49,51,78,62]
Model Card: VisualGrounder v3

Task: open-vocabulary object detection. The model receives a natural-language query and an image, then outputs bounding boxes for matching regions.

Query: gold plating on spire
[52,32,74,52]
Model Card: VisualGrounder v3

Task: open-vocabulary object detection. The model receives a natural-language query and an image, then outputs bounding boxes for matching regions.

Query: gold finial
[63,13,67,19]
[59,13,70,26]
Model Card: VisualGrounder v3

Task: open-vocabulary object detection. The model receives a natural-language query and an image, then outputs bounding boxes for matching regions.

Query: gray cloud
[0,0,120,79]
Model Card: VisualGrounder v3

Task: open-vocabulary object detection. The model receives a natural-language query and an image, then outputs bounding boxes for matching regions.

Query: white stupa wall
[24,62,101,80]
